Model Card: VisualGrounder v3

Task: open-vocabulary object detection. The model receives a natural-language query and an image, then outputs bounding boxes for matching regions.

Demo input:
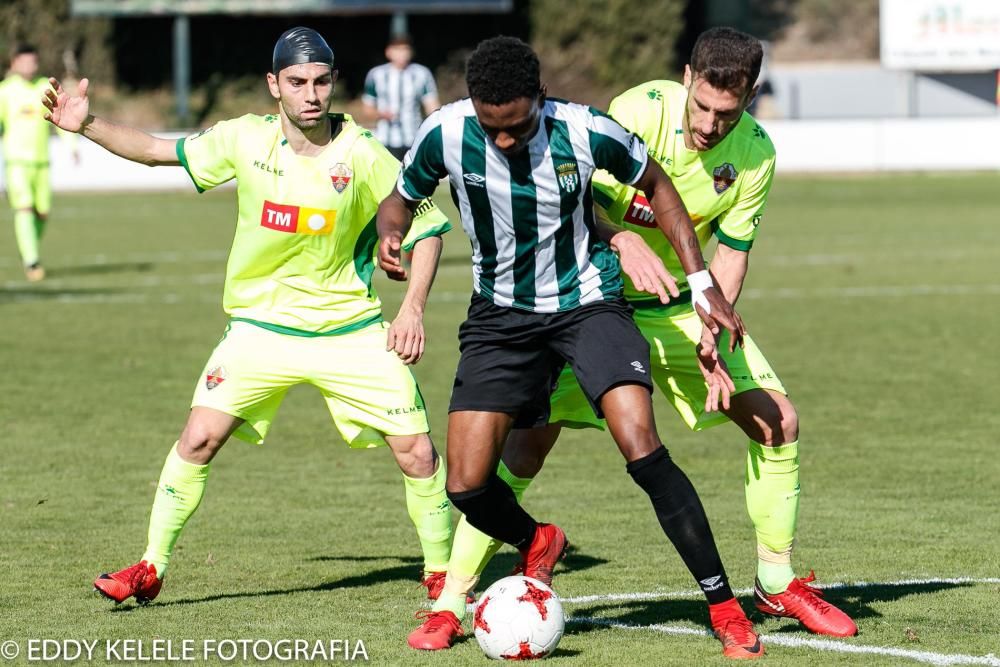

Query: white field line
[558,577,1000,666]
[570,616,1000,666]
[559,576,1000,605]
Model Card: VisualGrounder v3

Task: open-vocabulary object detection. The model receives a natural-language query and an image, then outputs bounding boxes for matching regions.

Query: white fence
[2,118,998,193]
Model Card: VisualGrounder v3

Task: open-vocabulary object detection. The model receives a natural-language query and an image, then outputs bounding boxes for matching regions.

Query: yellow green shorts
[190,320,429,447]
[549,304,786,431]
[5,163,51,214]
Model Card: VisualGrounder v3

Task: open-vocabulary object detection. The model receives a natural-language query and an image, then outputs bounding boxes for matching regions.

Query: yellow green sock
[141,442,210,577]
[745,439,799,594]
[432,461,533,618]
[403,459,452,574]
[14,210,40,266]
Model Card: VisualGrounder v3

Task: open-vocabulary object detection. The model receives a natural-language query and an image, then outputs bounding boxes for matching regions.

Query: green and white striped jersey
[397,97,649,313]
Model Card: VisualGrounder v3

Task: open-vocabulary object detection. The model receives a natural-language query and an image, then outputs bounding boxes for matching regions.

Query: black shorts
[387,145,409,161]
[449,294,653,426]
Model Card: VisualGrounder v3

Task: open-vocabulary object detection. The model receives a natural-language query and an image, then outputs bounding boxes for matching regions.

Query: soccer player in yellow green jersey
[42,27,457,607]
[423,27,857,648]
[0,44,76,281]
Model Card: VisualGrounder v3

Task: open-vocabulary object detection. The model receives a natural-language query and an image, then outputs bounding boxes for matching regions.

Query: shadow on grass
[47,262,155,277]
[110,547,609,611]
[564,579,976,636]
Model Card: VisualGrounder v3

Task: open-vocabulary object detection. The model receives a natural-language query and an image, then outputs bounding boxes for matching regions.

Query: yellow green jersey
[593,80,776,302]
[0,75,54,164]
[177,112,450,335]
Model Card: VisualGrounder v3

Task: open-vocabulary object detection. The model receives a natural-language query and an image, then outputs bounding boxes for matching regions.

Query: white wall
[2,120,998,193]
[765,117,1000,172]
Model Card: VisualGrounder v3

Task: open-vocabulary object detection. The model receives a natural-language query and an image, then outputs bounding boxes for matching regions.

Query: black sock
[448,475,538,550]
[626,447,734,605]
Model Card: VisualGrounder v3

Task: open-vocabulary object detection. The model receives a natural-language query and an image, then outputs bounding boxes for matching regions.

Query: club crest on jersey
[205,366,227,390]
[556,163,579,193]
[330,163,352,193]
[713,163,738,194]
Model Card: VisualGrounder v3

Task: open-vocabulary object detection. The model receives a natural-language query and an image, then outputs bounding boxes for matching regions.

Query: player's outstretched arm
[594,205,677,304]
[377,189,416,281]
[635,160,746,349]
[387,235,443,365]
[42,77,179,167]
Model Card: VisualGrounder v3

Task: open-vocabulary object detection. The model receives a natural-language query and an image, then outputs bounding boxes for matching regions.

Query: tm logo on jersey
[623,192,657,228]
[261,200,336,235]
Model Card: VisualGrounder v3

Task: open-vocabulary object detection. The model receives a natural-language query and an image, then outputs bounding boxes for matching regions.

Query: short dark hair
[689,27,762,96]
[12,43,38,58]
[466,36,540,105]
[387,33,412,47]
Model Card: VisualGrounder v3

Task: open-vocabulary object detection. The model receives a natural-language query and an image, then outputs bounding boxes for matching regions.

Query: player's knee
[610,419,661,463]
[757,399,799,446]
[388,433,437,478]
[177,425,228,463]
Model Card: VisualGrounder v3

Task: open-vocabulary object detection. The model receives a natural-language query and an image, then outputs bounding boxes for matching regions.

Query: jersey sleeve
[586,108,648,187]
[362,68,377,105]
[713,155,775,251]
[364,131,451,249]
[396,113,446,201]
[175,118,241,193]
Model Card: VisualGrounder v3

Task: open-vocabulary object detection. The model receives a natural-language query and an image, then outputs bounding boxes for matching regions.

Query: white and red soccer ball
[473,575,565,660]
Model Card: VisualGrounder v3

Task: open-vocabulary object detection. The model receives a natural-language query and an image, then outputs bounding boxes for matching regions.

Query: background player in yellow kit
[426,27,857,644]
[0,44,77,281]
[42,27,456,606]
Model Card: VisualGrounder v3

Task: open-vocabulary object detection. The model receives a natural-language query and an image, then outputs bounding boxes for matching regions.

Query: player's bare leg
[408,411,566,650]
[94,407,241,604]
[602,383,763,659]
[724,388,857,637]
[385,433,453,599]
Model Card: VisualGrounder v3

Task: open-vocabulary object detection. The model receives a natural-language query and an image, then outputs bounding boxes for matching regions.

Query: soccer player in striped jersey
[43,27,458,607]
[447,27,858,644]
[378,36,763,659]
[362,34,439,161]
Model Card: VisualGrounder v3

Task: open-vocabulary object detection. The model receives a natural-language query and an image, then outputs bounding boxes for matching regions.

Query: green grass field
[2,173,999,666]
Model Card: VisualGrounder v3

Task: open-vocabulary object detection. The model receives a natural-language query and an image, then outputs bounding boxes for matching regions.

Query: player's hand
[696,328,735,412]
[694,287,746,352]
[378,234,407,281]
[387,305,425,365]
[42,77,90,132]
[610,230,679,304]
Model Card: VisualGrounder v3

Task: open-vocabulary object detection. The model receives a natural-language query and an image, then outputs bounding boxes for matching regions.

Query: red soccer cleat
[709,598,765,660]
[94,560,162,604]
[407,610,463,650]
[512,523,568,587]
[754,571,858,637]
[420,571,475,603]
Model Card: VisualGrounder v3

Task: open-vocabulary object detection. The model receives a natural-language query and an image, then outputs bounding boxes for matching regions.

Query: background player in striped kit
[362,34,439,162]
[378,36,764,659]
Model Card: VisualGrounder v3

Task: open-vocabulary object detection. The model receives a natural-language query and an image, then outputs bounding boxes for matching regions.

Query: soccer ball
[474,575,564,660]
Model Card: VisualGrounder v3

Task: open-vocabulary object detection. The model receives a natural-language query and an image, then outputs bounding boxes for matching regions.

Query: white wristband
[686,269,714,314]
